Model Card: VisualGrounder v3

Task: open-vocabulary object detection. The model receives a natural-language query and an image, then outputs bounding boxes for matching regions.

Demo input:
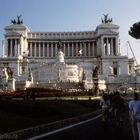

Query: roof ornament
[101,14,113,24]
[11,15,23,25]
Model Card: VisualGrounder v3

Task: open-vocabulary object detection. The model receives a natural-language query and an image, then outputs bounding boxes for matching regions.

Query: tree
[129,22,140,39]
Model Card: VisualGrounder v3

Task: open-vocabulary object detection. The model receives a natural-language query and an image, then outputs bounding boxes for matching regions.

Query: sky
[0,0,140,63]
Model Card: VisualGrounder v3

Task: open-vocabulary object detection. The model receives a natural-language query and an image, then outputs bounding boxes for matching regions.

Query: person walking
[129,92,140,140]
[112,91,125,126]
[100,93,110,122]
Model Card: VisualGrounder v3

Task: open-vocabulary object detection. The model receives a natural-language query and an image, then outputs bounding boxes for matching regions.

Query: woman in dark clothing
[112,91,124,125]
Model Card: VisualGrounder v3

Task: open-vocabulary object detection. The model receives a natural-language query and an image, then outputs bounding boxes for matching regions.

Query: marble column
[15,39,17,56]
[47,43,49,57]
[4,39,8,56]
[101,37,105,56]
[34,42,37,57]
[43,42,45,57]
[17,39,19,56]
[17,40,20,56]
[106,38,109,56]
[10,39,13,57]
[39,42,41,57]
[88,42,90,57]
[67,43,70,57]
[55,42,58,56]
[63,43,66,55]
[51,43,53,57]
[92,42,94,56]
[69,42,72,56]
[76,42,78,55]
[72,42,74,57]
[80,42,82,53]
[12,39,15,57]
[111,38,113,55]
[115,37,118,55]
[31,42,33,57]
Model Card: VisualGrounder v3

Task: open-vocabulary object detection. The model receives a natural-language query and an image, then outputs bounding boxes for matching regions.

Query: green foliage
[129,21,140,39]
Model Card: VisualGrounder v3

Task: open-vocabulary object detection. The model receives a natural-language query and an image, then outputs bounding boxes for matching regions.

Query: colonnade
[28,41,97,58]
[102,37,118,56]
[7,38,20,57]
[6,37,119,58]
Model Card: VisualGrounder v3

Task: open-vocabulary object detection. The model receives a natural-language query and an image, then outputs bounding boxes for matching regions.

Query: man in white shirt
[129,93,140,140]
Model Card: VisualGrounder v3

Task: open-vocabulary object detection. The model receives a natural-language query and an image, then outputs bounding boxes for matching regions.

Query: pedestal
[93,78,99,95]
[107,75,114,93]
[93,78,106,95]
[8,78,16,91]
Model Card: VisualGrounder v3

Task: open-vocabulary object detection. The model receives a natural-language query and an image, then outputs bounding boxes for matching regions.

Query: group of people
[100,91,140,140]
[100,91,124,124]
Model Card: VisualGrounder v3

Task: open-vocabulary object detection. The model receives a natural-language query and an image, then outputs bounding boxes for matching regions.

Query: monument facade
[0,15,136,91]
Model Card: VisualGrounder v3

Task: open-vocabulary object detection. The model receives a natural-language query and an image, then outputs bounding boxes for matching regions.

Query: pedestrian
[129,92,140,140]
[112,91,125,126]
[100,93,110,122]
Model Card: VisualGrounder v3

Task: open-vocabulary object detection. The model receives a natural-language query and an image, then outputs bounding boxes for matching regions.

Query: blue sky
[0,0,140,63]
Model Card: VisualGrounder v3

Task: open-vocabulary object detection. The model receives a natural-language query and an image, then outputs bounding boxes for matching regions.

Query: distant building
[0,15,137,91]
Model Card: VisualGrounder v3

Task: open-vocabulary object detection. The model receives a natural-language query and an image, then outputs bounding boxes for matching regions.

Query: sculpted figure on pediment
[101,14,113,23]
[11,15,23,24]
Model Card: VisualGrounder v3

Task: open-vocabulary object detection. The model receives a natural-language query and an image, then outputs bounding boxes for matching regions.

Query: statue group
[11,15,23,25]
[101,14,112,24]
[3,67,13,80]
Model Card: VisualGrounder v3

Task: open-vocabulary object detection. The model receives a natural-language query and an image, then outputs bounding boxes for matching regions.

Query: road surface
[30,104,133,140]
